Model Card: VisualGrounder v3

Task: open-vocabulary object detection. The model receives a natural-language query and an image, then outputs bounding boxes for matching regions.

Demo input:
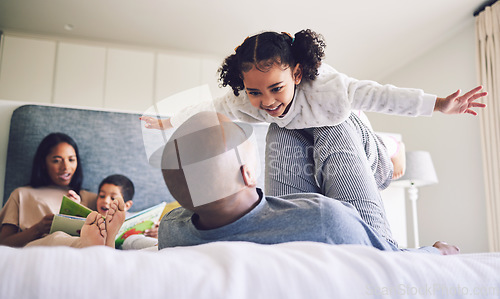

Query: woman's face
[45,142,78,187]
[242,62,302,118]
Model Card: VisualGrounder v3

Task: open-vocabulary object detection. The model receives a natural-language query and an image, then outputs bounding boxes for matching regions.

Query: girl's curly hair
[218,29,326,96]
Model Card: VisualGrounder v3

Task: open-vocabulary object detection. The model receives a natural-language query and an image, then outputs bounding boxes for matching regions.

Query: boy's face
[97,183,124,216]
[242,63,302,118]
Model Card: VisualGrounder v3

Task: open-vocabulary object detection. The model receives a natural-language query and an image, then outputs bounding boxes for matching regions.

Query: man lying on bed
[155,111,458,255]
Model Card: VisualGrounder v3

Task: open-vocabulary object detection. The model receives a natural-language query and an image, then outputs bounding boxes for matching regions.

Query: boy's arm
[143,222,159,238]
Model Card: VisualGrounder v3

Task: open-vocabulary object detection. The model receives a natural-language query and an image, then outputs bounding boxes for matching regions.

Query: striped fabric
[265,112,397,246]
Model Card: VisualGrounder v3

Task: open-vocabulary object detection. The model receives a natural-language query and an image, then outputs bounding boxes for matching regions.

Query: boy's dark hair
[29,132,83,193]
[98,174,135,202]
[218,29,326,96]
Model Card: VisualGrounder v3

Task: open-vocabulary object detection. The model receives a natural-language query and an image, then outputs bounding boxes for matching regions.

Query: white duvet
[1,242,499,299]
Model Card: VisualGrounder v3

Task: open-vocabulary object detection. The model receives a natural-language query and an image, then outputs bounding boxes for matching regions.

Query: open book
[49,195,92,236]
[114,202,167,248]
[49,196,180,248]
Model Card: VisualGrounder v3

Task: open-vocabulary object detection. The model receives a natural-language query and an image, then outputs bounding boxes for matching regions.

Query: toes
[85,211,99,225]
[97,217,106,238]
[113,196,125,211]
[392,171,403,180]
[118,198,125,211]
[97,216,105,227]
[109,197,125,216]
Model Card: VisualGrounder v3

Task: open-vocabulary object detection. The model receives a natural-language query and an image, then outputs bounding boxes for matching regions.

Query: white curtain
[476,1,500,252]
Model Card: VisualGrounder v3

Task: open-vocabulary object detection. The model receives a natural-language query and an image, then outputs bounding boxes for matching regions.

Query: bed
[1,104,500,298]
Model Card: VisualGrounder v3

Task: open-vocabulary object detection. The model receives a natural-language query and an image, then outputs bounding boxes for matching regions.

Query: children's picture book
[115,201,168,248]
[49,196,181,244]
[49,195,93,236]
[49,214,87,236]
[59,195,93,217]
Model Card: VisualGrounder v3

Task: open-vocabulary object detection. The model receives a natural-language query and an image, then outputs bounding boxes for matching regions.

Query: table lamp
[391,151,438,248]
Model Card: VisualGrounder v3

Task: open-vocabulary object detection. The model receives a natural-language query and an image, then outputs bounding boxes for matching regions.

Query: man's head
[161,112,259,211]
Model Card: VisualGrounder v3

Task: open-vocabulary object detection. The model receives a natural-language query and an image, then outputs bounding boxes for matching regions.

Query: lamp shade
[391,151,438,187]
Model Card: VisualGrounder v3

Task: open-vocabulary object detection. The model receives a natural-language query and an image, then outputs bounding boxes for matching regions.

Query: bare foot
[105,196,126,247]
[433,241,460,255]
[391,141,406,180]
[79,211,107,247]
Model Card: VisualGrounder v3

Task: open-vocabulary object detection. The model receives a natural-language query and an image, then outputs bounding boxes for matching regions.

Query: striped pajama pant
[264,112,397,246]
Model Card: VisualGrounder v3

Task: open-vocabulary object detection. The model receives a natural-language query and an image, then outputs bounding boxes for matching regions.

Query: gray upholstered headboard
[3,105,172,212]
[3,105,269,212]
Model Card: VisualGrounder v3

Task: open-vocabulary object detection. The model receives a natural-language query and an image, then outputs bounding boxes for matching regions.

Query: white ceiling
[0,0,486,81]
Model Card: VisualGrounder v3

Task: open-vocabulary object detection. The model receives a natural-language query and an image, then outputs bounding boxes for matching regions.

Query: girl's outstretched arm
[434,86,487,116]
[140,116,173,130]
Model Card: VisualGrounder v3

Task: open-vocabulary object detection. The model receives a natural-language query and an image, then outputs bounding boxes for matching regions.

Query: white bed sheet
[0,241,499,299]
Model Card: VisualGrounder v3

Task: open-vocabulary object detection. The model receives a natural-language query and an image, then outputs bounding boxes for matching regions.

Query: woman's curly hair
[218,29,326,96]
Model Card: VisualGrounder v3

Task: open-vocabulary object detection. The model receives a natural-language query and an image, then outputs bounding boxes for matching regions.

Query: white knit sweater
[170,63,436,129]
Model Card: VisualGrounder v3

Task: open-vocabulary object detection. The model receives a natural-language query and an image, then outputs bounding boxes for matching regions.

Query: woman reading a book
[0,132,96,247]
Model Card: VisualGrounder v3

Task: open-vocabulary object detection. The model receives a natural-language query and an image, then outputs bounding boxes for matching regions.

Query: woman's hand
[66,190,81,204]
[33,214,55,237]
[144,222,159,239]
[0,214,55,247]
[140,116,173,130]
[434,86,487,115]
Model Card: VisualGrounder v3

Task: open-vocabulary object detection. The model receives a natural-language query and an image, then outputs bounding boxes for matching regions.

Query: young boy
[96,174,164,244]
[96,174,135,217]
[26,174,145,248]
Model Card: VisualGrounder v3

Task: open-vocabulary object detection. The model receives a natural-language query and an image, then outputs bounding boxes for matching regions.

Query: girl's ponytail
[291,29,326,81]
[218,53,245,96]
[218,29,326,96]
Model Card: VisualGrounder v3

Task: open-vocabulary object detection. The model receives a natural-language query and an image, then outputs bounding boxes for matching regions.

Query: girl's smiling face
[45,142,78,187]
[242,62,302,117]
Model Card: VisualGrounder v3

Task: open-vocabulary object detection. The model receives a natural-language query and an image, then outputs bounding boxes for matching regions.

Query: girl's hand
[33,214,55,236]
[140,116,173,130]
[434,86,487,115]
[144,222,159,239]
[67,190,81,204]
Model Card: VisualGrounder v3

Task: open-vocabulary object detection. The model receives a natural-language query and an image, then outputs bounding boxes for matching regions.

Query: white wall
[0,32,227,205]
[0,100,29,210]
[366,21,489,253]
[0,33,227,111]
